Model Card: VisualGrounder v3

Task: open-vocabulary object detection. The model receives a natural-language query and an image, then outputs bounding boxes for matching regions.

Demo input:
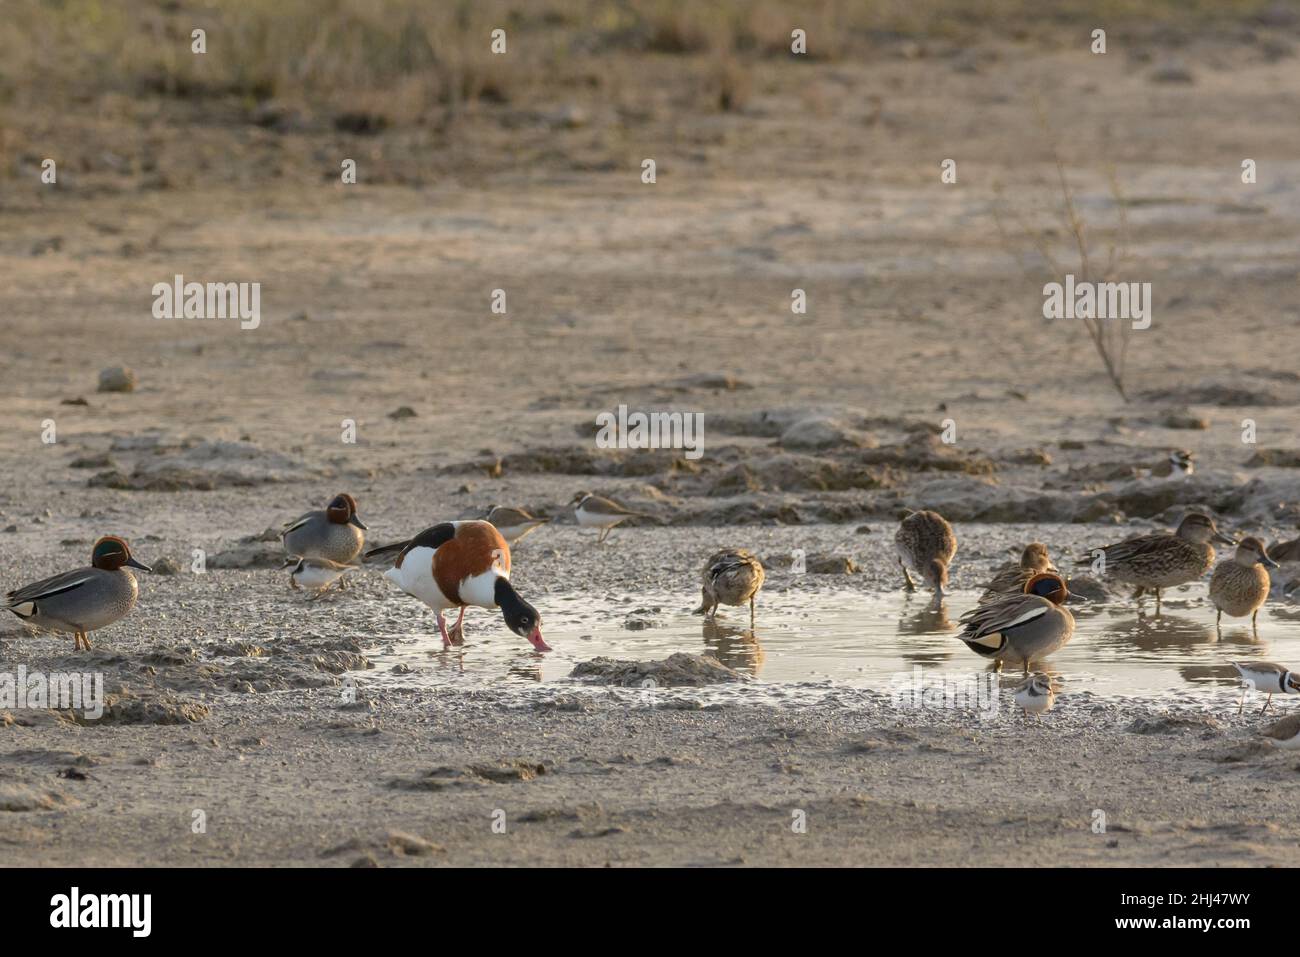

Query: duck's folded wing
[5,569,96,606]
[707,552,761,582]
[280,512,315,536]
[1098,533,1171,564]
[959,594,1049,639]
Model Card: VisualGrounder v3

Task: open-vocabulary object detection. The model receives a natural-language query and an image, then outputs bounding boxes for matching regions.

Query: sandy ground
[4,25,1300,865]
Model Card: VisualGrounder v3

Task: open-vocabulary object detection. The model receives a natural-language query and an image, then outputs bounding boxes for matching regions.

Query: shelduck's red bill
[527,626,551,652]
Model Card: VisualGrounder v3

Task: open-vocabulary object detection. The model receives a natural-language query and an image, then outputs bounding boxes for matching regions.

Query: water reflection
[898,598,953,635]
[701,618,765,675]
[354,589,1300,698]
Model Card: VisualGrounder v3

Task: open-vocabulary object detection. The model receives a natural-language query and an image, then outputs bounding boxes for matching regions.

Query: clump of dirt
[388,759,546,791]
[0,784,77,812]
[77,691,210,726]
[1125,714,1222,735]
[1139,384,1286,407]
[1245,449,1300,468]
[570,652,747,687]
[89,438,315,491]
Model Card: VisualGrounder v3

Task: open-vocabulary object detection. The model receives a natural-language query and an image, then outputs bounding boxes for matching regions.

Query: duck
[693,549,765,625]
[281,493,367,566]
[1230,661,1299,715]
[1209,536,1279,632]
[977,542,1054,604]
[1013,673,1059,716]
[287,556,356,599]
[1267,537,1300,564]
[3,536,151,650]
[956,572,1074,673]
[571,492,647,544]
[894,509,957,597]
[484,505,551,547]
[365,520,548,651]
[1085,512,1233,611]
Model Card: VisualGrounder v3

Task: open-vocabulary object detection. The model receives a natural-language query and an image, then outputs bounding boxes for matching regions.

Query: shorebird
[1209,536,1278,632]
[894,509,957,597]
[281,493,367,567]
[366,521,548,651]
[1267,538,1300,564]
[571,492,646,544]
[957,572,1075,673]
[693,548,765,625]
[3,536,151,650]
[1260,714,1300,750]
[484,505,551,547]
[1147,449,1194,479]
[1085,512,1233,611]
[287,556,356,599]
[1013,673,1058,716]
[1230,661,1299,715]
[978,542,1055,604]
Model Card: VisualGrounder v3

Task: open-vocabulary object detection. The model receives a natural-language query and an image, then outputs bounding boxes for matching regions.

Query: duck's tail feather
[362,540,409,565]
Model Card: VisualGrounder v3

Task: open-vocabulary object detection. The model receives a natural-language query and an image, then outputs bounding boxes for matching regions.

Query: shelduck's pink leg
[436,612,452,650]
[449,606,467,645]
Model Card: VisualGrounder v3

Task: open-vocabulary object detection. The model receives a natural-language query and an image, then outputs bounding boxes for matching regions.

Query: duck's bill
[526,627,551,652]
[126,556,152,572]
[1262,554,1281,569]
[1214,531,1237,545]
[350,515,368,530]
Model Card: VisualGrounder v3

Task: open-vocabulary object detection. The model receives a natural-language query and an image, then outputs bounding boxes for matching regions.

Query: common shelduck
[365,521,548,651]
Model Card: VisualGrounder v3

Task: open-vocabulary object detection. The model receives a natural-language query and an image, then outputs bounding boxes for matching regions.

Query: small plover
[484,505,551,547]
[287,556,356,599]
[1013,673,1058,716]
[1260,714,1300,750]
[571,492,647,544]
[1230,661,1300,715]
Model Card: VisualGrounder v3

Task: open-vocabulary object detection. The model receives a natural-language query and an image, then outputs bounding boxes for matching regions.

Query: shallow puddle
[355,588,1300,699]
